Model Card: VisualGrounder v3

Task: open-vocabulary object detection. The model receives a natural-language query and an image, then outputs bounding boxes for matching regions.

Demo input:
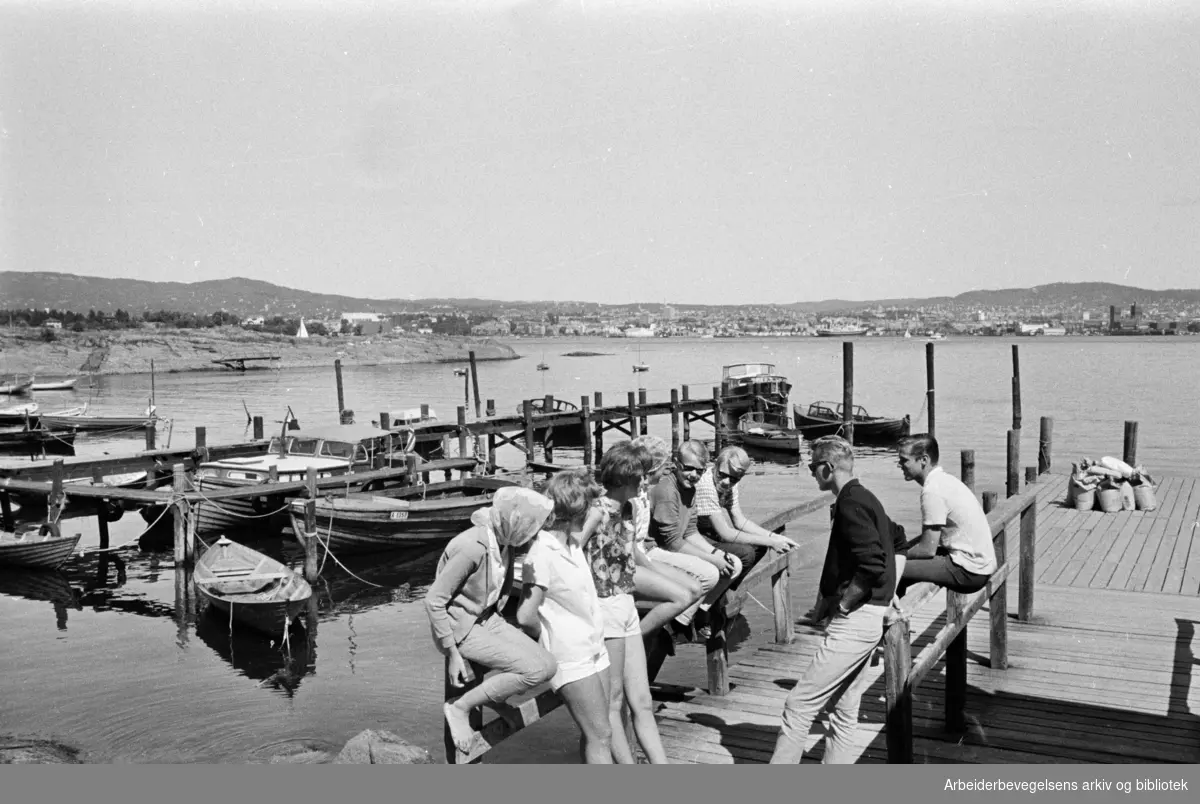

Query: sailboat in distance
[632,344,649,373]
[536,352,549,371]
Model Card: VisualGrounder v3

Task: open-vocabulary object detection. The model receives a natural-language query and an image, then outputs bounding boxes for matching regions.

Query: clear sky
[2,1,1197,305]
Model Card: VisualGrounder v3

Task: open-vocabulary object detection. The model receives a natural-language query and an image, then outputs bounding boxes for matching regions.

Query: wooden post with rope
[172,463,188,566]
[93,467,111,552]
[302,467,319,582]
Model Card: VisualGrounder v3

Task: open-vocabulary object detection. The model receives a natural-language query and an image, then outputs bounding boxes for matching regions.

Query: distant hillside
[2,271,1199,316]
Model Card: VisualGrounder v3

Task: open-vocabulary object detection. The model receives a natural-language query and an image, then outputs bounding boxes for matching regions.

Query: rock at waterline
[334,730,435,764]
[0,736,83,764]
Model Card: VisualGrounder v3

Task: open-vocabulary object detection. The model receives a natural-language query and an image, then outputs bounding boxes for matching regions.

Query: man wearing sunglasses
[646,440,741,639]
[770,436,909,764]
[695,446,800,584]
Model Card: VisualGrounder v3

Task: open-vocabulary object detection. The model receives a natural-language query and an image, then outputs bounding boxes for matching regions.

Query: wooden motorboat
[287,476,520,554]
[193,536,312,636]
[0,424,77,455]
[0,378,33,396]
[719,363,793,429]
[194,423,402,535]
[0,522,81,569]
[38,404,155,432]
[793,402,911,445]
[516,397,587,447]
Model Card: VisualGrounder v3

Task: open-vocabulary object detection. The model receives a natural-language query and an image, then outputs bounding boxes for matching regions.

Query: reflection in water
[194,607,316,698]
[0,568,83,631]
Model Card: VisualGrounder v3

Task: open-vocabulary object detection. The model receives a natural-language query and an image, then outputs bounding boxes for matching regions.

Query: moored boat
[736,412,803,454]
[0,522,81,570]
[0,424,78,455]
[31,378,79,392]
[193,423,401,536]
[193,536,312,636]
[287,476,521,554]
[0,402,39,426]
[793,402,911,445]
[0,378,33,396]
[38,404,156,432]
[516,397,587,447]
[720,363,793,430]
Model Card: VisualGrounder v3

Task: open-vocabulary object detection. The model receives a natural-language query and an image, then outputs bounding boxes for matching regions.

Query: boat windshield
[289,438,320,456]
[723,363,776,380]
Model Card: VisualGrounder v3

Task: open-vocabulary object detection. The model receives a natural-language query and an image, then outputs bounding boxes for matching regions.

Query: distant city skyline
[2,3,1197,305]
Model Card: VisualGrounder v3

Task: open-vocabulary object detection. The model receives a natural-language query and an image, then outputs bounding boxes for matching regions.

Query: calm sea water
[3,335,1198,763]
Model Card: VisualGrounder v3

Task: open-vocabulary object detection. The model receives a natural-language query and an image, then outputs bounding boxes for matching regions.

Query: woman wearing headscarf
[693,446,799,586]
[425,486,558,755]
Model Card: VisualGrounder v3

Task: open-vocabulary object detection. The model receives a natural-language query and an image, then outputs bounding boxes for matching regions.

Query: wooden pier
[652,471,1200,764]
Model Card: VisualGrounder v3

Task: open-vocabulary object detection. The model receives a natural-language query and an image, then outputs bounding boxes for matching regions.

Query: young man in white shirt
[896,434,997,595]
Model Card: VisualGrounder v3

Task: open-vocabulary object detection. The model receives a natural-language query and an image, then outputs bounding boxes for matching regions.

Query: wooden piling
[1025,466,1037,485]
[711,387,723,453]
[1018,492,1037,622]
[842,341,855,445]
[522,400,536,465]
[379,412,391,431]
[670,389,682,453]
[1038,416,1054,475]
[405,454,419,487]
[638,388,649,435]
[960,449,975,493]
[145,421,156,451]
[581,396,594,468]
[627,392,638,439]
[457,407,471,475]
[1123,421,1138,467]
[334,358,345,415]
[194,426,206,450]
[681,385,691,441]
[1012,344,1022,431]
[486,399,496,418]
[0,493,12,531]
[253,416,264,440]
[303,468,319,582]
[49,460,65,521]
[594,392,604,460]
[925,342,936,437]
[420,403,430,422]
[945,590,967,732]
[542,395,555,463]
[981,490,1007,671]
[173,464,187,566]
[883,616,913,763]
[93,467,110,551]
[1006,429,1019,498]
[469,351,482,419]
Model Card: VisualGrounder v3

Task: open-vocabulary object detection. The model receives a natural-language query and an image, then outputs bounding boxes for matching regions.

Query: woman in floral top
[578,442,669,764]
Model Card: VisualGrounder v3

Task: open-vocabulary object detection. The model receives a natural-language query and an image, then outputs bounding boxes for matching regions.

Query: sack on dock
[1132,482,1157,512]
[1118,481,1136,511]
[1095,485,1122,513]
[1072,488,1095,512]
[1066,465,1099,509]
[1098,456,1135,479]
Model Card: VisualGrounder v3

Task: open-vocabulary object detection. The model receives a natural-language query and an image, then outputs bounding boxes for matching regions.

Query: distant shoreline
[0,328,520,377]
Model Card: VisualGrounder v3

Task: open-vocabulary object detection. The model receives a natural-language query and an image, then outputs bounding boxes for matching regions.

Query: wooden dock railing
[882,469,1042,763]
[444,491,836,764]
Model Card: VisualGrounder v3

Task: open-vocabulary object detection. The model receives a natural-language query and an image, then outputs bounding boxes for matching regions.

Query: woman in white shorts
[517,469,613,763]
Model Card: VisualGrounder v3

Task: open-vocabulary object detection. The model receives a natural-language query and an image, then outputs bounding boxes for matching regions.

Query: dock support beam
[302,467,319,582]
[172,464,189,566]
[925,342,936,437]
[842,341,855,445]
[1038,416,1054,475]
[984,491,1007,669]
[1123,420,1138,467]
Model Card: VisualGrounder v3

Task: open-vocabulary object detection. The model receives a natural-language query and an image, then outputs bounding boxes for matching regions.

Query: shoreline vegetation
[0,328,520,377]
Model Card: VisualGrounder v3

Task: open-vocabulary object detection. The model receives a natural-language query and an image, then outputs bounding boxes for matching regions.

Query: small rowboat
[194,536,312,636]
[0,402,39,426]
[31,378,79,392]
[0,378,33,396]
[0,424,77,455]
[0,523,81,570]
[736,412,802,453]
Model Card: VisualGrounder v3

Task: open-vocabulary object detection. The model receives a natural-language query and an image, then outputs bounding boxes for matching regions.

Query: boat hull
[194,537,312,636]
[195,477,290,536]
[793,406,911,445]
[0,529,82,569]
[38,414,154,432]
[740,431,802,453]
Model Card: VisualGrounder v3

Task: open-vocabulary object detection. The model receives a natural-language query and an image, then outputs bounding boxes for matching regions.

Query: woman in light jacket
[425,486,558,755]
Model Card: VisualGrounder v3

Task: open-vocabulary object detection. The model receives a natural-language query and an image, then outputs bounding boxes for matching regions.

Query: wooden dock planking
[652,581,1200,765]
[1089,494,1159,589]
[1162,477,1200,595]
[1108,475,1184,591]
[1129,476,1192,593]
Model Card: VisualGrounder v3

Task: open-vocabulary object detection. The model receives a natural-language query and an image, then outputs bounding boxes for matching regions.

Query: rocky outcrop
[0,736,85,764]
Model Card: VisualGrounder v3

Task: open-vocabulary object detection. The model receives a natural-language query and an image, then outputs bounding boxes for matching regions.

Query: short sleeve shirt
[583,497,637,597]
[524,532,605,663]
[694,468,739,536]
[921,466,997,575]
[648,474,697,551]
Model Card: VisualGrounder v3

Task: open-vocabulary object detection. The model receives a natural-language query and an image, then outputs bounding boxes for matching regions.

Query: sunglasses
[677,461,706,474]
[717,470,744,482]
[808,461,831,475]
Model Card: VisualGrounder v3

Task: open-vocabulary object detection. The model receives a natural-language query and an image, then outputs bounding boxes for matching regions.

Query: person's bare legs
[559,672,614,764]
[622,632,669,763]
[604,636,637,763]
[633,565,701,635]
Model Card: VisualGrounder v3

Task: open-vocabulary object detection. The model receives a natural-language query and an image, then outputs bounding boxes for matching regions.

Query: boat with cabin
[193,423,402,535]
[792,401,911,445]
[719,363,793,430]
[814,320,868,337]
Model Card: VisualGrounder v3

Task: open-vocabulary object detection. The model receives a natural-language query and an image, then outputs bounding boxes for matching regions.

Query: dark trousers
[898,554,991,596]
[701,534,767,591]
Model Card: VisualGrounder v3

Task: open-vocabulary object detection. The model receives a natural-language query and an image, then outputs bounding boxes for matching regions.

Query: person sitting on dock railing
[895,434,996,595]
[646,439,741,640]
[577,443,671,764]
[517,469,614,764]
[425,486,558,756]
[694,446,800,583]
[771,436,909,764]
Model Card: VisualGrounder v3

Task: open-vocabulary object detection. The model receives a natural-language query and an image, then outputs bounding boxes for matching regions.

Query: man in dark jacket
[770,436,908,764]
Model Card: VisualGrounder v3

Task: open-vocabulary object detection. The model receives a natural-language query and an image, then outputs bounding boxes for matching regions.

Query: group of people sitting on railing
[425,429,996,765]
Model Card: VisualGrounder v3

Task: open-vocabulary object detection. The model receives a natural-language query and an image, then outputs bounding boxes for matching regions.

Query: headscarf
[469,486,554,547]
[716,446,752,477]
